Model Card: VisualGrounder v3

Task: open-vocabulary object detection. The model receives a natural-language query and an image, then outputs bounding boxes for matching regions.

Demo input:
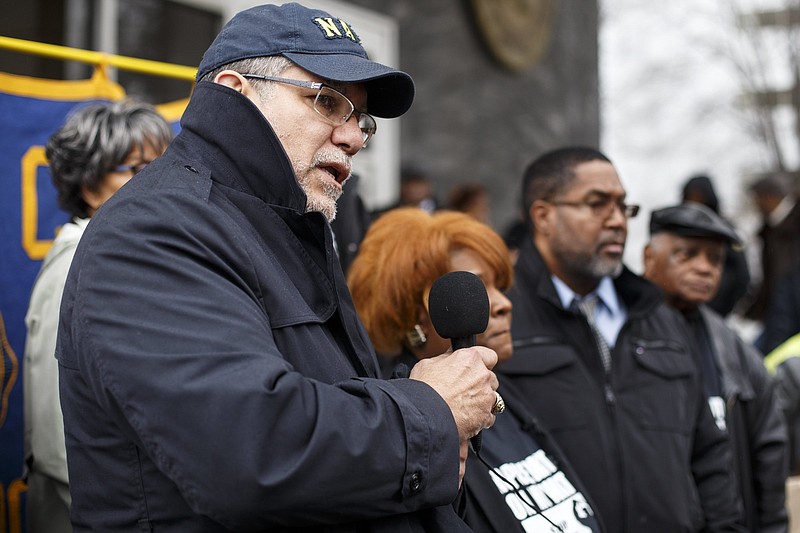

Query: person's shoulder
[125,157,213,202]
[699,304,726,328]
[614,268,668,315]
[40,219,86,265]
[97,161,215,228]
[768,334,800,364]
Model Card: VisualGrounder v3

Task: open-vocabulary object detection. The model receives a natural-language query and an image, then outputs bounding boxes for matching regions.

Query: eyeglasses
[112,162,150,175]
[550,197,640,219]
[241,74,377,147]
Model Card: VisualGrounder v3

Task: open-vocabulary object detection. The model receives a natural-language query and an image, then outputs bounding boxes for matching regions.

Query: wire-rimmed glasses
[550,197,640,219]
[111,161,150,175]
[241,74,377,147]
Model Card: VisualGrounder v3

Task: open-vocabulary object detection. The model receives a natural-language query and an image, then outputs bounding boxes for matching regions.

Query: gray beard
[293,149,350,222]
[555,247,623,283]
[588,255,623,279]
[297,172,342,222]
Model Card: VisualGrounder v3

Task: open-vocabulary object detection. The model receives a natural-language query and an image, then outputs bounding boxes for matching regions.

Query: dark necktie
[573,295,612,373]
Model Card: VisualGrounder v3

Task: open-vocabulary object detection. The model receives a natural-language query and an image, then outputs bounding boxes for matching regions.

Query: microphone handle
[450,335,483,453]
[451,335,476,351]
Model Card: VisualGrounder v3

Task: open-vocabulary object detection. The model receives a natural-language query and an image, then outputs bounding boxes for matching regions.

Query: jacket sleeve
[690,380,747,532]
[761,271,800,354]
[738,339,790,533]
[66,191,461,530]
[24,240,76,484]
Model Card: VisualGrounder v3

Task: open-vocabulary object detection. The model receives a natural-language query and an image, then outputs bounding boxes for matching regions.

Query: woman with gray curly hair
[46,98,174,218]
[24,98,173,533]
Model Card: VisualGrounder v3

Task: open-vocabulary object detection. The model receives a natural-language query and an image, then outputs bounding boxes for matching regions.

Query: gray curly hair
[45,98,174,219]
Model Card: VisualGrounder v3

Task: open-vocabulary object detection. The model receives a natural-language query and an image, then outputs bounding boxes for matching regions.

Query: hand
[409,346,499,442]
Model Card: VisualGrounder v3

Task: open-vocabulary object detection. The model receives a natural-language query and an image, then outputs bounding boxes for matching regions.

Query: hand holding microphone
[409,271,503,454]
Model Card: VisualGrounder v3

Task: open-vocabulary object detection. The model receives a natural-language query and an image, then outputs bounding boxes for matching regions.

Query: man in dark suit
[500,146,745,532]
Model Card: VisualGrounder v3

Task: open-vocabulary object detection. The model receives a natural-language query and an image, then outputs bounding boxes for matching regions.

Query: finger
[478,346,499,369]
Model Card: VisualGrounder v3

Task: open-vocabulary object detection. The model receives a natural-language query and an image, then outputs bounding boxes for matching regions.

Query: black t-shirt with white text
[479,409,601,532]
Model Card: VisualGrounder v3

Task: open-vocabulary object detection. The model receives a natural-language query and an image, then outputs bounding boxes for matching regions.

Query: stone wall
[346,0,599,232]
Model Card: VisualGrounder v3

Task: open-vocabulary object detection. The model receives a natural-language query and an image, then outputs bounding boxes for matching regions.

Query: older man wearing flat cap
[56,3,498,531]
[644,203,789,533]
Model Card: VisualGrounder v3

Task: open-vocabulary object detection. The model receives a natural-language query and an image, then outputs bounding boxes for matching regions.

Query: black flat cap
[649,203,742,247]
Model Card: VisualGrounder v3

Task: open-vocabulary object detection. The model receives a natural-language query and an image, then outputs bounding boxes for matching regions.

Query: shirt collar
[551,275,622,316]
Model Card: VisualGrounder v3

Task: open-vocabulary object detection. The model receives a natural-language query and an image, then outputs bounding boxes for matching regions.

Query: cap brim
[284,52,415,118]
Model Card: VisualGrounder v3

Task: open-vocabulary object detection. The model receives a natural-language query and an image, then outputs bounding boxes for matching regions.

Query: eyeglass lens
[591,199,638,218]
[113,162,149,175]
[313,87,376,146]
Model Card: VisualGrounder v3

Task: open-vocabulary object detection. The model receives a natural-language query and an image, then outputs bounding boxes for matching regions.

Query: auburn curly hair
[347,207,512,355]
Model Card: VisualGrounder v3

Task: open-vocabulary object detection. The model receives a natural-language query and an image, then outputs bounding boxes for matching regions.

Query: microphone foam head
[428,271,490,339]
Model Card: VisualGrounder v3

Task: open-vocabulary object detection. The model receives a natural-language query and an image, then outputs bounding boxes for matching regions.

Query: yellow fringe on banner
[0,66,125,100]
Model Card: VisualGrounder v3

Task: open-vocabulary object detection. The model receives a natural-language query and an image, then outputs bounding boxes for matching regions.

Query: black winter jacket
[57,82,470,532]
[498,240,745,533]
[699,305,789,533]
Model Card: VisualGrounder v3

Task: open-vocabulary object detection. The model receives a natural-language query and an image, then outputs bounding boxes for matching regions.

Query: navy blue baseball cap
[196,2,415,118]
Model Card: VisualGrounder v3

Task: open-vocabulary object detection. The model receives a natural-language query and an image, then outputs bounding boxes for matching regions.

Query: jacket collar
[515,237,663,319]
[177,81,307,212]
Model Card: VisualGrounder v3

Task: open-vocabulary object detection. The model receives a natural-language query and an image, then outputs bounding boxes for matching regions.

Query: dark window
[117,0,221,103]
[0,0,221,103]
[0,0,81,79]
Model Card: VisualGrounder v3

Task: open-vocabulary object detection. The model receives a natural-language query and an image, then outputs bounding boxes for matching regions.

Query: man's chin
[304,189,340,222]
[591,258,623,279]
[306,202,337,222]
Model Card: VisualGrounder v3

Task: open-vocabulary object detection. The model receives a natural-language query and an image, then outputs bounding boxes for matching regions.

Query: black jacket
[747,201,800,321]
[498,239,745,533]
[699,306,789,533]
[57,82,470,532]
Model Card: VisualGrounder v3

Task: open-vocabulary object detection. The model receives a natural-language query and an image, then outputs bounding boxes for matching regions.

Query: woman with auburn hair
[348,208,604,533]
[348,207,513,370]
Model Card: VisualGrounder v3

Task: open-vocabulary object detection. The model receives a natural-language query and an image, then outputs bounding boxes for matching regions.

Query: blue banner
[0,68,185,533]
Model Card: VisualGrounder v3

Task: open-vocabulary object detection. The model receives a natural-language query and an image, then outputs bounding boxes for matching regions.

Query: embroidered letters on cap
[313,17,361,44]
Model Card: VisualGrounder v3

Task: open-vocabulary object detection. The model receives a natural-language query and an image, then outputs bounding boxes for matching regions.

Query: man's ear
[642,243,654,278]
[214,70,249,95]
[530,201,552,236]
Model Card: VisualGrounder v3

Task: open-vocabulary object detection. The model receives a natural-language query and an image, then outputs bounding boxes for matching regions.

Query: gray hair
[46,98,174,218]
[198,56,294,100]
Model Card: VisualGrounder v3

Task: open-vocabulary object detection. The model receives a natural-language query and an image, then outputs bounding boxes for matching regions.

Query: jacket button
[409,472,422,491]
[184,165,198,173]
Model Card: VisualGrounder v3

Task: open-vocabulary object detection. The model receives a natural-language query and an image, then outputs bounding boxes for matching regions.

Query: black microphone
[428,271,490,453]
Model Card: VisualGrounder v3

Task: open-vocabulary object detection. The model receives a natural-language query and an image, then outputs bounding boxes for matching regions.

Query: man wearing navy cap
[644,203,789,533]
[56,4,497,531]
